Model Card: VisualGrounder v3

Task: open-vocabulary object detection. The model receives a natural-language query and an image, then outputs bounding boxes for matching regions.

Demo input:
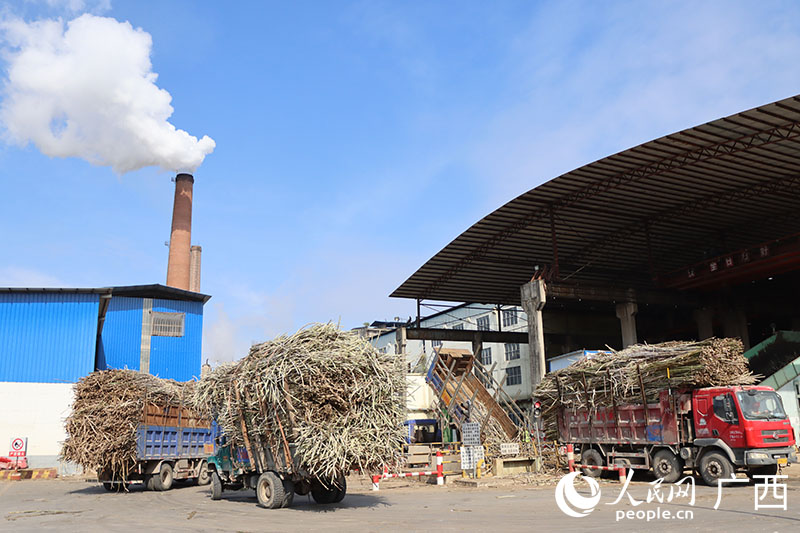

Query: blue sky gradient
[2,1,800,362]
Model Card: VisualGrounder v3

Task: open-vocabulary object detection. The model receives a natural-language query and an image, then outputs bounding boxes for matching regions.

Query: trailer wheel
[580,449,604,478]
[153,463,174,491]
[281,478,295,508]
[332,476,347,503]
[196,461,211,486]
[699,451,733,486]
[311,479,338,504]
[210,471,223,501]
[653,450,683,483]
[256,471,285,509]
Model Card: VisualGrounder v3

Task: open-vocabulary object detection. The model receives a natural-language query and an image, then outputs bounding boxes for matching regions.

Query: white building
[371,303,535,404]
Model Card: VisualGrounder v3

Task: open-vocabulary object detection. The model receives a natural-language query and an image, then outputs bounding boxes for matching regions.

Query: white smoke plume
[0,14,215,174]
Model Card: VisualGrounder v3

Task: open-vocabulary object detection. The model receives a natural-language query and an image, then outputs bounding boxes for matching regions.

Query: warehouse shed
[0,284,210,470]
[392,93,800,407]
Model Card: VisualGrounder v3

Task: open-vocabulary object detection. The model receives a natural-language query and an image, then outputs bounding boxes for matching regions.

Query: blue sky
[2,1,800,363]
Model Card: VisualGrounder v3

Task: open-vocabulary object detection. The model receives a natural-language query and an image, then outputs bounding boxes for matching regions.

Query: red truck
[558,385,797,485]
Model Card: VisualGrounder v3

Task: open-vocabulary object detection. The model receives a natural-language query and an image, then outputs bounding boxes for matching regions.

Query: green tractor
[207,436,346,509]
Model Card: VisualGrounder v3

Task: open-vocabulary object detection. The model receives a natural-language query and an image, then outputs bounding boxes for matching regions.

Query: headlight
[748,452,768,460]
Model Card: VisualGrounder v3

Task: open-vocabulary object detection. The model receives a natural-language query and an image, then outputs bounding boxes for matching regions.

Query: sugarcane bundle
[194,323,405,481]
[534,338,758,439]
[61,369,195,479]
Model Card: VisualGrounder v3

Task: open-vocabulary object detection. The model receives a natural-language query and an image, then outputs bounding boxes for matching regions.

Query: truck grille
[761,429,790,443]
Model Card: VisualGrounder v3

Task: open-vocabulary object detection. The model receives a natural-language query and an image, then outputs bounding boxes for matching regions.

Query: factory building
[389,94,800,429]
[0,173,208,471]
[0,285,209,471]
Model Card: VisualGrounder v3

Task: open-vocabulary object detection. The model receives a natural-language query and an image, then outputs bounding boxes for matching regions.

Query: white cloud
[38,0,111,14]
[0,14,215,174]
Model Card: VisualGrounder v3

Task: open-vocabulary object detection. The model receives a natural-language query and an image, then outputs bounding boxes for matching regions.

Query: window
[432,339,442,348]
[506,366,522,386]
[480,347,492,365]
[152,312,185,337]
[712,394,739,424]
[453,323,464,330]
[476,316,490,331]
[502,309,518,327]
[504,343,520,360]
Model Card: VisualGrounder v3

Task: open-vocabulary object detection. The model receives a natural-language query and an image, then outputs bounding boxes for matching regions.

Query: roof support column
[722,307,750,351]
[616,301,638,348]
[521,280,546,390]
[396,326,407,356]
[693,307,715,340]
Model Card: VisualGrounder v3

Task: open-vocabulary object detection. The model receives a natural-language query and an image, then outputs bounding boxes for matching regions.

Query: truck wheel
[311,479,338,504]
[210,471,223,501]
[699,451,734,486]
[196,461,211,486]
[747,464,778,481]
[153,463,174,491]
[580,449,604,478]
[145,475,156,491]
[332,476,347,503]
[653,450,684,483]
[281,478,295,508]
[256,472,285,509]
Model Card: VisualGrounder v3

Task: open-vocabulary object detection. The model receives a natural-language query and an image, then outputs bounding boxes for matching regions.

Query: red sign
[9,437,27,458]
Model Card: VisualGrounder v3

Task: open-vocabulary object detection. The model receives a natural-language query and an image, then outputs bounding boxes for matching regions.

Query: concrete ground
[1,469,799,532]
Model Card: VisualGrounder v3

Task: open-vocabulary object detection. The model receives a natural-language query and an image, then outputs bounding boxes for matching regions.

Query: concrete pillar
[472,334,483,364]
[616,302,638,348]
[722,308,750,350]
[521,280,547,389]
[395,327,407,355]
[693,308,714,340]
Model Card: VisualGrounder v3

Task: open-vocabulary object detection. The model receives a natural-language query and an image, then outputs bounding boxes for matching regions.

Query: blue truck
[98,403,215,491]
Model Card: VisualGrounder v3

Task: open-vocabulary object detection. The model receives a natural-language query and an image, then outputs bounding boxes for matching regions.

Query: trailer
[557,384,797,485]
[97,403,214,491]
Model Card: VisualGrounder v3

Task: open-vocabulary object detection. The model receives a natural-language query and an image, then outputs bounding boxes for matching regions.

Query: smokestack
[189,245,202,292]
[166,173,193,290]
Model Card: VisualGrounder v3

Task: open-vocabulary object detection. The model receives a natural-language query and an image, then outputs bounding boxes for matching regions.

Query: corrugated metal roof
[0,292,99,383]
[391,94,800,305]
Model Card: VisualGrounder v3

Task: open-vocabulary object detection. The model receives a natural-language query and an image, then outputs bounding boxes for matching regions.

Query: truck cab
[692,385,796,481]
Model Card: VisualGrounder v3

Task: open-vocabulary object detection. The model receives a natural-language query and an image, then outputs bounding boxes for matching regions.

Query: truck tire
[256,471,285,509]
[580,449,604,478]
[653,450,684,483]
[747,464,778,481]
[699,451,734,486]
[281,478,295,508]
[332,476,346,503]
[311,479,338,504]
[153,463,174,491]
[210,471,223,501]
[196,461,211,486]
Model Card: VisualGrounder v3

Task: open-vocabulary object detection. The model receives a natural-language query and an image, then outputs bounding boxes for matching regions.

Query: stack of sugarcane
[61,369,195,480]
[194,323,405,481]
[534,338,758,440]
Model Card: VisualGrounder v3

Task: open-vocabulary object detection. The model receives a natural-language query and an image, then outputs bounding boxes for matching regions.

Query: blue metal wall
[98,297,143,374]
[100,296,203,381]
[150,298,203,381]
[0,293,99,383]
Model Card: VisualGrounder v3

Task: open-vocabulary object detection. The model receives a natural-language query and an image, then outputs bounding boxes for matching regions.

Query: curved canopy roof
[392,94,800,305]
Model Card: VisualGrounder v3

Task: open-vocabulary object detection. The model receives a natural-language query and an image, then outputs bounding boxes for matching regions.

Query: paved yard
[1,469,799,532]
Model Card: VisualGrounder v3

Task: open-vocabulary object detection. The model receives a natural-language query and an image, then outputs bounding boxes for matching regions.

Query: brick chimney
[189,245,202,292]
[166,173,193,290]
